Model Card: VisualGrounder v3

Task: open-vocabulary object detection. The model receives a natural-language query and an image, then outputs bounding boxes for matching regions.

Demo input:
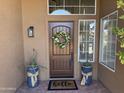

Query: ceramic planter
[26,66,39,88]
[81,66,92,86]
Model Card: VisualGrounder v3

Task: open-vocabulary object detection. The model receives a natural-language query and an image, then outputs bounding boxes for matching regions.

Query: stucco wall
[0,0,24,93]
[98,0,124,93]
[21,0,100,80]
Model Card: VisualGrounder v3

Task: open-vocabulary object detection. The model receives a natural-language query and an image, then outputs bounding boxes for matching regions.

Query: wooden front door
[49,22,74,78]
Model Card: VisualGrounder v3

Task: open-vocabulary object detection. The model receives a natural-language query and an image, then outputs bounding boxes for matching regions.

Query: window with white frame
[48,0,96,15]
[78,20,96,62]
[99,11,118,71]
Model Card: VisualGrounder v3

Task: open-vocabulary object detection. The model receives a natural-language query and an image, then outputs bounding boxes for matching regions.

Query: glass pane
[88,32,95,41]
[80,52,86,60]
[80,42,86,51]
[81,0,95,6]
[90,21,95,30]
[79,20,95,62]
[88,21,95,41]
[111,33,116,43]
[102,19,109,61]
[84,21,88,31]
[88,42,94,61]
[103,17,109,30]
[102,18,112,62]
[108,20,113,32]
[102,45,107,61]
[111,20,117,42]
[88,52,93,61]
[111,43,116,60]
[86,7,95,14]
[100,11,118,71]
[65,7,79,14]
[88,42,93,53]
[112,19,117,27]
[109,12,118,20]
[49,7,64,14]
[102,31,109,64]
[80,21,85,31]
[106,42,111,62]
[107,61,115,69]
[49,0,64,6]
[80,7,86,14]
[65,0,79,6]
[49,0,96,15]
[80,32,87,41]
[80,7,95,14]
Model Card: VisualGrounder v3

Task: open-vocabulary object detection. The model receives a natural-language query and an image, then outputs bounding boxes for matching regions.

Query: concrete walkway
[16,80,111,93]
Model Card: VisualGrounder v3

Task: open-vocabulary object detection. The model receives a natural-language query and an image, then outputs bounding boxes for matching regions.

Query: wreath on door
[52,31,71,48]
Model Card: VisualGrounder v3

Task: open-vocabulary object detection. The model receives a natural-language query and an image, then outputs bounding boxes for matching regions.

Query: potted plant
[82,62,92,73]
[26,49,40,88]
[81,52,93,86]
[82,40,93,85]
[81,62,92,86]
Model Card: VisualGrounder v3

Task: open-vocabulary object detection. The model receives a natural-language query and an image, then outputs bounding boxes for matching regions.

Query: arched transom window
[48,0,96,15]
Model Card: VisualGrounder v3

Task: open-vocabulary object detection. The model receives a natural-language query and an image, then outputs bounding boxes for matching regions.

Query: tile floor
[16,80,111,93]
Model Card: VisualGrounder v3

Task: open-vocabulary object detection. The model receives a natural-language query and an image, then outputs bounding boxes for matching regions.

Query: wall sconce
[27,26,34,37]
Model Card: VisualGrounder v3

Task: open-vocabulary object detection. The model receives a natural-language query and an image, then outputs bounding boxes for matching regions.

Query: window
[48,0,96,15]
[99,11,118,71]
[78,20,96,62]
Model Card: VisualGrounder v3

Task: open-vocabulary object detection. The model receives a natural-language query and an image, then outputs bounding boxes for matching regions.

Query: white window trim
[78,19,96,63]
[47,0,97,15]
[99,10,118,72]
[99,62,116,72]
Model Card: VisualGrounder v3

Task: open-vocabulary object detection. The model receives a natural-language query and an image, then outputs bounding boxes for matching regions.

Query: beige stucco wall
[21,0,100,80]
[98,0,124,93]
[3,0,124,93]
[0,0,24,93]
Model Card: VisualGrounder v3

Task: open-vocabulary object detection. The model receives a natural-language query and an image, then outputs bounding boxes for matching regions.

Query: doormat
[48,80,78,90]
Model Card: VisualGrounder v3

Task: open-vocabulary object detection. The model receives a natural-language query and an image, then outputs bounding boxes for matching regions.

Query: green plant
[112,0,124,64]
[28,48,38,67]
[83,62,92,67]
[28,49,47,68]
[27,48,47,73]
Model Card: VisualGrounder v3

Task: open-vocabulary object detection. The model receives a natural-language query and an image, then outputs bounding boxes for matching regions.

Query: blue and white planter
[81,66,92,86]
[26,66,39,88]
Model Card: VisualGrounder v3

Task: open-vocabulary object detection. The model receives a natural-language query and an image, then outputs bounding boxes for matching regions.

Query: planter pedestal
[26,66,39,88]
[81,66,92,86]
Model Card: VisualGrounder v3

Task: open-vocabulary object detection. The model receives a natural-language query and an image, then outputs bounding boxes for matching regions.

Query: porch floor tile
[16,80,111,93]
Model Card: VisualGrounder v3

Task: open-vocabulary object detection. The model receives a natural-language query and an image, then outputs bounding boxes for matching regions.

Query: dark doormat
[48,80,78,90]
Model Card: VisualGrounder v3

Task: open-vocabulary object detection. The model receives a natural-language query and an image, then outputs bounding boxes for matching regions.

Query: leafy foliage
[83,62,92,67]
[29,49,38,67]
[113,0,124,64]
[117,51,124,64]
[117,0,124,9]
[119,15,124,19]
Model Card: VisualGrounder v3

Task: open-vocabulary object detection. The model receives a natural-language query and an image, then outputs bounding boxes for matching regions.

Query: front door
[49,22,74,78]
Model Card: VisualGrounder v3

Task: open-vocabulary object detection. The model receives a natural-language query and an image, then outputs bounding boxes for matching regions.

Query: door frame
[48,21,74,78]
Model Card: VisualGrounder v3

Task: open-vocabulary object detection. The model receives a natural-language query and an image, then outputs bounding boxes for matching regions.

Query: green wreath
[52,31,71,48]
